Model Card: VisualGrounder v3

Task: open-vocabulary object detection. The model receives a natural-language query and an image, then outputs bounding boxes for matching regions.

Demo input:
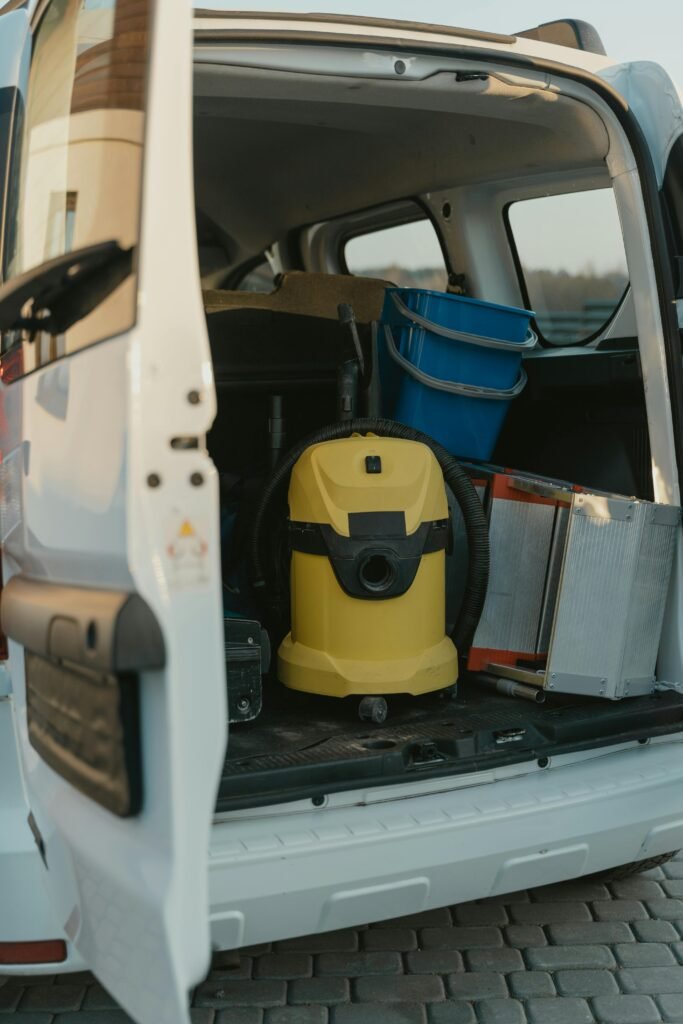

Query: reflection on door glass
[345,218,447,291]
[508,189,628,345]
[3,0,150,374]
[45,191,77,259]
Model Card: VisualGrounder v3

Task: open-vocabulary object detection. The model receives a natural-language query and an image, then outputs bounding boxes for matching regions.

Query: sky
[196,1,683,273]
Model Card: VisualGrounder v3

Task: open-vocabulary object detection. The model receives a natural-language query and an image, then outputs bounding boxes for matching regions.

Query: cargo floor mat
[216,679,683,811]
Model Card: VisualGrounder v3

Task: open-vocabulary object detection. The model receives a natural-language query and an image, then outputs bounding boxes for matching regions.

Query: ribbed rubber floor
[217,680,683,810]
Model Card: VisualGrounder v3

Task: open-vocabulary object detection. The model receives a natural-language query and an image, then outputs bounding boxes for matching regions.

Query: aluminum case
[545,491,680,699]
[465,470,680,698]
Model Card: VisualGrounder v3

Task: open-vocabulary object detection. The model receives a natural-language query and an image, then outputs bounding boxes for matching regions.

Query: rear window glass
[2,0,150,370]
[344,218,447,290]
[508,189,628,345]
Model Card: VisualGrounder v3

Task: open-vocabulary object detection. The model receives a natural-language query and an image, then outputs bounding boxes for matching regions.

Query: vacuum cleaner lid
[287,434,448,536]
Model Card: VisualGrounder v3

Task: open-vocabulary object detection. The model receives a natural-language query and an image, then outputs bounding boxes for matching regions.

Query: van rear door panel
[0,3,225,1022]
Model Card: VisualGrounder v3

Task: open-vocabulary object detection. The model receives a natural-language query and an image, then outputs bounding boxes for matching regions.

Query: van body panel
[0,2,225,1021]
[208,740,683,948]
[599,62,683,185]
[0,10,681,1024]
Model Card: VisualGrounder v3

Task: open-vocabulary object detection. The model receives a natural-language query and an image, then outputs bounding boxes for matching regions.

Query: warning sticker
[165,515,210,588]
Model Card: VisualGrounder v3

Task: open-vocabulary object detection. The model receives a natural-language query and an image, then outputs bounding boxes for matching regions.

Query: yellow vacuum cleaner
[278,434,458,722]
[249,418,490,725]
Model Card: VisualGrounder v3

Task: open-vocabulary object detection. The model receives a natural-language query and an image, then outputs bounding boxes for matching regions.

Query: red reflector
[0,940,67,964]
[0,344,24,385]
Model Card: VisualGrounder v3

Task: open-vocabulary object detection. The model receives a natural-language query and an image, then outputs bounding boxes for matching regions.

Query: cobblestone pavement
[4,855,683,1024]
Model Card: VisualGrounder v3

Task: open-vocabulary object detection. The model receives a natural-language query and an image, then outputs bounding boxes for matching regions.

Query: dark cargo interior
[203,283,681,812]
[193,51,683,811]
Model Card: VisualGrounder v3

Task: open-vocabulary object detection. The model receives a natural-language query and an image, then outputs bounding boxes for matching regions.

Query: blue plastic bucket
[379,288,535,459]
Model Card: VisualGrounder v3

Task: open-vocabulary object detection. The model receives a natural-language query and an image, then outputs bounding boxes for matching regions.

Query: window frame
[503,193,630,349]
[0,84,20,285]
[661,133,683,302]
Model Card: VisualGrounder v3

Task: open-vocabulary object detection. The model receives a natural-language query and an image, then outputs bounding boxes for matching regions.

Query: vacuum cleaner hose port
[357,551,397,594]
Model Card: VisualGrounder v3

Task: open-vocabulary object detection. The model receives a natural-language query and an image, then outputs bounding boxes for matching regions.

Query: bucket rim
[385,286,534,320]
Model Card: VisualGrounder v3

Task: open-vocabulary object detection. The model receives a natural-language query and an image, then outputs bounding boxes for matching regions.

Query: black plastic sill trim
[193,32,683,483]
[216,690,683,813]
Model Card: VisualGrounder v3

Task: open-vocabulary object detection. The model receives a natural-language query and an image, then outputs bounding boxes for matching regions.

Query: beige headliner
[193,62,611,258]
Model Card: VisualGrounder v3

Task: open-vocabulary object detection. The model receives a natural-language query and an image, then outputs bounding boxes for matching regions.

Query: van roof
[191,9,617,73]
[0,3,649,79]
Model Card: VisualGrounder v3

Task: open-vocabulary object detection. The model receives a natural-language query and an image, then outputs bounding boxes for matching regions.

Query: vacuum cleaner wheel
[358,696,389,724]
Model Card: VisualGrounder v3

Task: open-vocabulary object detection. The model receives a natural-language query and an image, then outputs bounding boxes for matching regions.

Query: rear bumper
[4,737,683,974]
[0,841,86,975]
[208,739,683,950]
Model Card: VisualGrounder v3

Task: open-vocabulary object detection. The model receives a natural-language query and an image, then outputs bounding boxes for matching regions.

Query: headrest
[203,270,390,323]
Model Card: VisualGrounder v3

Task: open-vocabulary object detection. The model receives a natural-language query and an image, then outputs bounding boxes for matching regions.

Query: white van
[1,4,683,1024]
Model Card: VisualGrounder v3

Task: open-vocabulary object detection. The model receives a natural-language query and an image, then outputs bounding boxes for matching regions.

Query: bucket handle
[390,291,538,352]
[383,324,527,401]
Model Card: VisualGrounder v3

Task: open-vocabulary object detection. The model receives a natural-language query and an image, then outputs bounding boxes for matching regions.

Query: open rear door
[0,2,226,1022]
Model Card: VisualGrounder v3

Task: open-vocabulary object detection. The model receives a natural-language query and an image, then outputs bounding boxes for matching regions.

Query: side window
[507,189,629,346]
[2,0,150,374]
[344,217,447,290]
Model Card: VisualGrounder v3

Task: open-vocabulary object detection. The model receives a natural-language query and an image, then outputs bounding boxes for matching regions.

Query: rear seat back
[205,272,389,475]
[204,270,388,322]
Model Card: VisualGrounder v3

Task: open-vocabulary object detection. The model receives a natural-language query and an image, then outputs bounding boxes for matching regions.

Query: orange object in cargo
[467,470,573,674]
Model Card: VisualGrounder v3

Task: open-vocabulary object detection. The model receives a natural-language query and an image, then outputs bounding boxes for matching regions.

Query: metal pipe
[486,662,546,688]
[479,675,546,703]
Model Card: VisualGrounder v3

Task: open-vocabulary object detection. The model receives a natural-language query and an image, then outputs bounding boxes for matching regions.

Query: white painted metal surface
[0,6,28,95]
[600,62,683,185]
[207,739,683,949]
[191,9,615,76]
[6,736,683,974]
[0,11,681,1024]
[0,3,226,1023]
[0,700,70,954]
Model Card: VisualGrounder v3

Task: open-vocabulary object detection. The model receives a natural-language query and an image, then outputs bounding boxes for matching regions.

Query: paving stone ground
[4,854,683,1023]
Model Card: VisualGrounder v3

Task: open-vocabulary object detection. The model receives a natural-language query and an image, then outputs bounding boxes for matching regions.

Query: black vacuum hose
[249,418,490,651]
